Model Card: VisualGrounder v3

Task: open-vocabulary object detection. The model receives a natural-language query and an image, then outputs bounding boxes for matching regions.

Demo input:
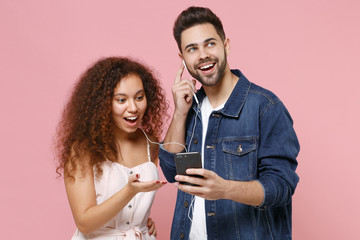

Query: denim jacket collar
[193,69,251,118]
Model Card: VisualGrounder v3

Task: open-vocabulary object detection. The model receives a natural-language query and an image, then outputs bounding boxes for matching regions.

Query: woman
[55,57,168,239]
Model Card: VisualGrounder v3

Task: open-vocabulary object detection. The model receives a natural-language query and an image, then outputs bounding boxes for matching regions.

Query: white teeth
[200,64,214,70]
[126,117,137,120]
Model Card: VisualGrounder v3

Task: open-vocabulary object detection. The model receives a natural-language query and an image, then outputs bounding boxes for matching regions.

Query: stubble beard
[188,50,227,87]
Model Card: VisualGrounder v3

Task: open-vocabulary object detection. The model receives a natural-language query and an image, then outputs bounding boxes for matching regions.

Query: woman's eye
[136,95,144,101]
[117,98,126,103]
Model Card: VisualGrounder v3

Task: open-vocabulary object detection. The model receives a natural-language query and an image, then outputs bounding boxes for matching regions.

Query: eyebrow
[184,38,217,51]
[114,89,145,97]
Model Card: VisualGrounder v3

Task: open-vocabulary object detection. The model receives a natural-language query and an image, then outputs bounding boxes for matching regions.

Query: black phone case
[174,152,203,186]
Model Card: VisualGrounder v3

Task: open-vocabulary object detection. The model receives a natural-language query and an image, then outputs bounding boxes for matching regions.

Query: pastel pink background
[1,0,359,239]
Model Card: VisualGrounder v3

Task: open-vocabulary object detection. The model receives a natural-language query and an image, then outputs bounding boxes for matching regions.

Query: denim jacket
[159,69,300,240]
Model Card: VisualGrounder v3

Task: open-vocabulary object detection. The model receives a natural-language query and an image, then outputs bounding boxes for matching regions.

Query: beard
[188,50,227,87]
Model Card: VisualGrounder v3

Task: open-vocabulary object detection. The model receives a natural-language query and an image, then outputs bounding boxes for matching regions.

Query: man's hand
[175,168,228,200]
[163,63,197,153]
[172,63,197,117]
[175,168,264,206]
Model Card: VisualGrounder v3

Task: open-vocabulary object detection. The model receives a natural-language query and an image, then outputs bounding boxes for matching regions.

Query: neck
[114,128,142,143]
[203,68,238,108]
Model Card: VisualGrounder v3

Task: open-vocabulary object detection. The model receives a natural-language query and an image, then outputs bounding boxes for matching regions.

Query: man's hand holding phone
[175,159,230,201]
[174,152,203,186]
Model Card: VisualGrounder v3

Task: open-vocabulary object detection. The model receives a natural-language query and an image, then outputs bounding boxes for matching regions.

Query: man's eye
[207,42,215,47]
[189,47,196,52]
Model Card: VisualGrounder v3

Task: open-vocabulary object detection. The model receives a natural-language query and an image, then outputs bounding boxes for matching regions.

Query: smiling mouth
[199,63,215,72]
[124,116,138,123]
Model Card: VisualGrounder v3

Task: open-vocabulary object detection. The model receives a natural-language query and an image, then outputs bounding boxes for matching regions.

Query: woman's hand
[127,174,167,195]
[147,217,157,237]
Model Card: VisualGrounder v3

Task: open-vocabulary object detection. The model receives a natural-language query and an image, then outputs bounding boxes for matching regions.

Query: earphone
[182,60,188,72]
[182,60,200,152]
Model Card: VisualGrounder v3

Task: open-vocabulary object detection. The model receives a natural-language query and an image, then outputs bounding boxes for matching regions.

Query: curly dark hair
[55,57,168,179]
[173,6,226,52]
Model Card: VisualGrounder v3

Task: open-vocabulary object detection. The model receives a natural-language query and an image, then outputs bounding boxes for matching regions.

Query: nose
[127,100,138,112]
[198,47,210,60]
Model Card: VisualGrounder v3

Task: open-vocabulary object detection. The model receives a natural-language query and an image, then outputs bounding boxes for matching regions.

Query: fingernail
[162,181,167,184]
[156,180,160,183]
[136,174,140,178]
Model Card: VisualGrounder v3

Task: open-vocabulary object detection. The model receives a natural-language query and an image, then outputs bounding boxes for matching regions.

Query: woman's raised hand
[127,174,167,194]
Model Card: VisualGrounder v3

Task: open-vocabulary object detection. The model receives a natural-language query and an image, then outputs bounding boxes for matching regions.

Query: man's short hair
[173,6,226,52]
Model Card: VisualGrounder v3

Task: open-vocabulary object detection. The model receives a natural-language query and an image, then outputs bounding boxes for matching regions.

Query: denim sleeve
[159,146,178,183]
[257,101,300,208]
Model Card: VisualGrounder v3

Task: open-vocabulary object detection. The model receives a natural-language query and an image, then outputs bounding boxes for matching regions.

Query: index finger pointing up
[175,62,185,84]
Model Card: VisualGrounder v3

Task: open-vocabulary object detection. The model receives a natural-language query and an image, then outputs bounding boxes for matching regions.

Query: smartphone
[174,152,203,186]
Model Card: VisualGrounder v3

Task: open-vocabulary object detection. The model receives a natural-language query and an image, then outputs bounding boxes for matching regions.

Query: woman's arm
[65,160,165,234]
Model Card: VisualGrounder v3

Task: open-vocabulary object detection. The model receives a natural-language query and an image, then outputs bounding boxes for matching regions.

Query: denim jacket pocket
[222,138,257,180]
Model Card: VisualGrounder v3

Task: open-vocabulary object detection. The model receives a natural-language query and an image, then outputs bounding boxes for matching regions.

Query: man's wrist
[173,109,189,119]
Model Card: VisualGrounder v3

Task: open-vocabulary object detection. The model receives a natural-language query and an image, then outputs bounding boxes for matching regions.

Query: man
[159,6,300,240]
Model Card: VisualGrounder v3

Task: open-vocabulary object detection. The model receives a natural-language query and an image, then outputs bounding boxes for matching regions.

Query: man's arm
[159,63,197,182]
[163,63,196,153]
[175,169,264,206]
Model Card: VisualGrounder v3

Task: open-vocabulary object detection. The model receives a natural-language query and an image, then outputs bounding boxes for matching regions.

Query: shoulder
[248,83,293,123]
[248,82,281,105]
[64,143,95,181]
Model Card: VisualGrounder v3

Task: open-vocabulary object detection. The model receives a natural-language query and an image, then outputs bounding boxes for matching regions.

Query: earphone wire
[187,195,196,222]
[141,93,200,153]
[140,128,188,152]
[187,94,200,152]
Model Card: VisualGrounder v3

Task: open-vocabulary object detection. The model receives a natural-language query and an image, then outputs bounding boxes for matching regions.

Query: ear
[224,38,230,55]
[178,52,184,60]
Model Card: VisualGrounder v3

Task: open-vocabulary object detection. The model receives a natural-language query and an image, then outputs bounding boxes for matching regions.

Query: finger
[174,82,196,98]
[192,79,197,92]
[128,173,140,182]
[185,168,207,176]
[174,62,185,84]
[148,222,155,234]
[134,180,166,192]
[175,174,204,186]
[153,229,157,237]
[177,182,204,196]
[147,217,153,226]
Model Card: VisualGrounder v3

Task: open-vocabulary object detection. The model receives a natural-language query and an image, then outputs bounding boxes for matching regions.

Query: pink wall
[1,0,359,239]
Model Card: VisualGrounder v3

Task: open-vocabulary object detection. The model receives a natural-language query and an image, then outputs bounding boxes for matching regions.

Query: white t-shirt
[189,96,224,240]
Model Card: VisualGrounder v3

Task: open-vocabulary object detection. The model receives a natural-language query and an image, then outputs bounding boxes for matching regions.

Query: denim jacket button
[180,233,184,239]
[193,138,198,144]
[237,144,243,153]
[184,201,189,208]
[207,212,216,216]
